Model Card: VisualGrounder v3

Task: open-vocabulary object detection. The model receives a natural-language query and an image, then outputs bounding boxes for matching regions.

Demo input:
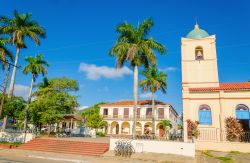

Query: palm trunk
[132,65,138,138]
[0,63,10,118]
[23,75,34,142]
[152,93,156,135]
[8,47,20,98]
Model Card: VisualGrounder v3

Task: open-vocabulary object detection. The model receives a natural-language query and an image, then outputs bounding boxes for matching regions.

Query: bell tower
[181,24,219,88]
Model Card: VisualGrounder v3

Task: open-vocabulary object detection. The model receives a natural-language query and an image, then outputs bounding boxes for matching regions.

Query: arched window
[198,104,212,125]
[195,46,204,60]
[236,104,250,120]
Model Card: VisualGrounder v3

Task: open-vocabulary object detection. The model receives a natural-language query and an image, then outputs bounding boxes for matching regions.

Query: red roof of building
[100,100,170,106]
[189,82,250,92]
[63,114,81,120]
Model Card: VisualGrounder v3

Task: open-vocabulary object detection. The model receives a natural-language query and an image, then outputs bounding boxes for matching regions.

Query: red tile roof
[100,100,170,106]
[63,114,81,120]
[189,82,250,92]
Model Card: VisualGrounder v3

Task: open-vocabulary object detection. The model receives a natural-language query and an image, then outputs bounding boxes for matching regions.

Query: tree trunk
[8,47,20,98]
[0,63,10,118]
[132,65,138,138]
[152,93,156,135]
[23,75,34,142]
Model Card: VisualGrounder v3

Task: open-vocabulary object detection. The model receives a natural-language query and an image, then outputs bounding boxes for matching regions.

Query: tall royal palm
[22,54,49,132]
[0,37,13,118]
[110,18,166,137]
[139,66,167,134]
[0,10,46,97]
[0,37,13,68]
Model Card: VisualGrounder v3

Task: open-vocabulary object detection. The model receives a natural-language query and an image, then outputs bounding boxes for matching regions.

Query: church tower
[181,24,219,88]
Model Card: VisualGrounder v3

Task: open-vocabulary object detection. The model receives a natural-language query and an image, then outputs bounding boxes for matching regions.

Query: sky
[0,0,250,114]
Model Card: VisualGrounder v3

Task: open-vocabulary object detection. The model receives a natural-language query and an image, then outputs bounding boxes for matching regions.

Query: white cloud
[14,84,30,99]
[76,106,89,111]
[139,92,156,99]
[79,63,133,80]
[160,67,178,72]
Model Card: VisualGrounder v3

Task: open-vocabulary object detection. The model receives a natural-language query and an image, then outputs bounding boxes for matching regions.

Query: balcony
[103,115,166,121]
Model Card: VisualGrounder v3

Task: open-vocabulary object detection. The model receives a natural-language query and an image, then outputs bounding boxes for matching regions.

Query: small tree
[187,119,199,139]
[159,120,172,139]
[225,117,243,141]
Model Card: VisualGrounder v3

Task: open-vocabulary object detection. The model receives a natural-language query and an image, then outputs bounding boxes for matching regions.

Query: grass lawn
[198,150,250,163]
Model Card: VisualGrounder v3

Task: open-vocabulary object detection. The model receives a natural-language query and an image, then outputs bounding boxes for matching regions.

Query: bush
[225,117,243,141]
[96,132,106,137]
[187,119,200,139]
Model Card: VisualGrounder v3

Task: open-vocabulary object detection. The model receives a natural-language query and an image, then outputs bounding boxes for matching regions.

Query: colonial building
[99,100,178,136]
[182,24,250,142]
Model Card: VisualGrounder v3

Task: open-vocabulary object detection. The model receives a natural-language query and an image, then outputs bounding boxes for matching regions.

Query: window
[146,108,152,119]
[137,108,140,118]
[198,104,212,125]
[124,108,129,118]
[195,46,204,60]
[236,104,250,120]
[158,108,164,119]
[113,108,118,118]
[103,108,108,117]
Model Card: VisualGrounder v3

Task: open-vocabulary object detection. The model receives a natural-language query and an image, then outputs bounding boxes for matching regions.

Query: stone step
[17,138,109,156]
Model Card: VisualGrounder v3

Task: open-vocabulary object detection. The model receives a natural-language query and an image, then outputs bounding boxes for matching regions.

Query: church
[181,24,250,142]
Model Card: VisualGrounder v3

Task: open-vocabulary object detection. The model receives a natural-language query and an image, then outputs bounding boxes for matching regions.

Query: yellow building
[99,100,178,136]
[182,24,250,142]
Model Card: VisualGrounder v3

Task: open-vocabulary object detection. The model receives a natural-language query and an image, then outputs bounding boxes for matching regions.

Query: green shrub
[96,132,106,137]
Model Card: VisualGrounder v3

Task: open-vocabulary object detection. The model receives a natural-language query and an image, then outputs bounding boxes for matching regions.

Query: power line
[0,58,21,68]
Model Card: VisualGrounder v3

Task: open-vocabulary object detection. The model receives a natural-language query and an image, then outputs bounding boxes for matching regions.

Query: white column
[108,122,111,135]
[129,121,133,135]
[118,121,122,134]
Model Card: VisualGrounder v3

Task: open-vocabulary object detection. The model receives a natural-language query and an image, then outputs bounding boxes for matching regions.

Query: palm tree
[110,18,166,138]
[139,65,167,134]
[22,54,49,133]
[0,10,46,97]
[0,37,13,119]
[0,37,13,68]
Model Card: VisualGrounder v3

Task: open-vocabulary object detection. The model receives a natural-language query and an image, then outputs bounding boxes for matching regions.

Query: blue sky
[1,0,250,114]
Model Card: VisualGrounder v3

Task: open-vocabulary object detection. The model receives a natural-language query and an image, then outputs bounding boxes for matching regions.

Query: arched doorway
[144,122,152,135]
[236,104,250,131]
[121,122,130,135]
[156,123,164,137]
[111,121,119,134]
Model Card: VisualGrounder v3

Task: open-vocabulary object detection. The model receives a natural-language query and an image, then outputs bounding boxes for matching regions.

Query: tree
[82,102,107,131]
[139,65,167,134]
[0,37,13,68]
[187,119,199,139]
[0,10,46,97]
[29,77,79,134]
[110,18,166,137]
[0,94,25,122]
[22,54,49,132]
[159,120,172,139]
[225,117,243,141]
[85,114,106,131]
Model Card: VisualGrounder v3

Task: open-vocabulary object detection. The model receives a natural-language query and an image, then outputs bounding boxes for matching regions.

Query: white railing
[197,127,250,143]
[103,115,166,120]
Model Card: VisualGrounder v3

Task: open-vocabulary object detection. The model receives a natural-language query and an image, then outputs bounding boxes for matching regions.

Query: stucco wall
[0,132,34,143]
[110,138,195,157]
